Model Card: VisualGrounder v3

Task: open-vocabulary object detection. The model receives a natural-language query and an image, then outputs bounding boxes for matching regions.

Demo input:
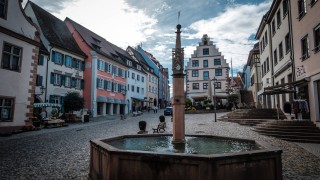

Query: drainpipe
[267,24,275,108]
[287,0,296,99]
[45,46,54,102]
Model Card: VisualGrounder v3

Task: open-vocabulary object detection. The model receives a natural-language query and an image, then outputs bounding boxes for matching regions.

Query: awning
[263,77,310,95]
[132,97,149,102]
[34,103,61,107]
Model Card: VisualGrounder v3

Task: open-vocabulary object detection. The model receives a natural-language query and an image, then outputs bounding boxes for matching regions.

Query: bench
[152,122,166,133]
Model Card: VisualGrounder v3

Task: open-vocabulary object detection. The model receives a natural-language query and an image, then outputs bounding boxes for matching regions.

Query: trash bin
[83,115,89,122]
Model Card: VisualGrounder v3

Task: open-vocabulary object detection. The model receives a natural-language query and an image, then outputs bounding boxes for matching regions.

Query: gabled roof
[28,1,86,57]
[65,17,130,66]
[127,46,157,76]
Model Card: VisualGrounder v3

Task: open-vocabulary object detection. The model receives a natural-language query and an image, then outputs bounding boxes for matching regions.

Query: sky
[23,0,272,84]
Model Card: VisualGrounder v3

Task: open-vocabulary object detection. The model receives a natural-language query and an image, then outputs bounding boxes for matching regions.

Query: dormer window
[137,65,141,70]
[92,43,101,51]
[92,37,101,44]
[127,60,132,66]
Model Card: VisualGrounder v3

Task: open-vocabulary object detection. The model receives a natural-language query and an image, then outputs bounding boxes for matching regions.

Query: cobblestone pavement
[1,110,320,179]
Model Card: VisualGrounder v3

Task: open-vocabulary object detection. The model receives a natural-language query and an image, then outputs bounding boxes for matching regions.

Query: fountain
[89,24,283,180]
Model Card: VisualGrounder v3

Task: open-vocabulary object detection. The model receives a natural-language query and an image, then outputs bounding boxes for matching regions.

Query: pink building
[291,0,320,123]
[65,18,128,117]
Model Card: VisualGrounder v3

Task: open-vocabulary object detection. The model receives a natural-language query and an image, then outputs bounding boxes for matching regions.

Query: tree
[64,91,84,113]
[186,98,192,107]
[227,93,240,109]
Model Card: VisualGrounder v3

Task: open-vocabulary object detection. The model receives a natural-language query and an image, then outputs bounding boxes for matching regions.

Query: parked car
[164,107,173,116]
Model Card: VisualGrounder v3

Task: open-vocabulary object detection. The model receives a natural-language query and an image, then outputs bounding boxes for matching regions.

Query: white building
[25,2,87,116]
[256,0,293,110]
[126,47,147,112]
[0,0,40,129]
[186,34,230,105]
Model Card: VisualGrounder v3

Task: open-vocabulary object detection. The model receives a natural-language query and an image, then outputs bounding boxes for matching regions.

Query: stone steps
[253,120,320,143]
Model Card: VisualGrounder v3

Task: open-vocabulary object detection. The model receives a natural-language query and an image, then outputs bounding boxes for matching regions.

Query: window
[52,51,63,65]
[112,65,118,75]
[251,76,254,86]
[131,85,134,92]
[214,59,221,65]
[149,75,151,82]
[97,60,104,71]
[276,10,281,28]
[263,61,266,75]
[203,83,208,90]
[262,37,265,48]
[152,87,155,93]
[52,73,61,86]
[262,64,264,76]
[283,0,288,17]
[266,58,270,72]
[137,75,140,81]
[264,31,268,45]
[64,76,71,87]
[203,48,209,55]
[49,95,60,104]
[132,73,135,79]
[203,71,209,80]
[192,60,199,67]
[301,35,310,60]
[127,60,132,66]
[311,0,318,7]
[192,83,199,90]
[97,78,103,89]
[137,87,140,93]
[272,20,276,35]
[113,82,118,92]
[298,0,306,20]
[36,75,43,86]
[1,43,22,72]
[38,55,44,66]
[285,33,291,53]
[215,69,222,76]
[64,55,72,67]
[142,77,145,82]
[192,70,198,77]
[137,65,141,70]
[274,49,278,65]
[0,0,7,19]
[203,60,208,67]
[215,82,221,89]
[141,88,144,94]
[107,63,112,73]
[314,24,320,53]
[279,42,284,60]
[0,97,14,121]
[149,85,151,92]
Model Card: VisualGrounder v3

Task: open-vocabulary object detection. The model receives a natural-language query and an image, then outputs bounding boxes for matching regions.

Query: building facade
[291,0,320,123]
[0,0,40,129]
[186,34,230,105]
[126,47,148,112]
[25,2,86,116]
[65,18,128,117]
[247,43,262,106]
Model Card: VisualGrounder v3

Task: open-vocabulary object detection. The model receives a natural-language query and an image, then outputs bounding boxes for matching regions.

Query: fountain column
[172,24,185,144]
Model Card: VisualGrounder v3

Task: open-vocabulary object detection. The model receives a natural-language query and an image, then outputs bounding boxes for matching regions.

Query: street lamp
[212,77,217,122]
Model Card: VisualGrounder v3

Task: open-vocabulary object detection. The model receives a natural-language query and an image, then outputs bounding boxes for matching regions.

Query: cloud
[23,0,77,13]
[186,1,271,69]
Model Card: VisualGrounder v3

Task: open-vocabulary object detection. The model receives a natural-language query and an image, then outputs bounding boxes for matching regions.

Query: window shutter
[72,77,76,87]
[61,54,65,65]
[81,79,85,89]
[39,55,44,65]
[51,51,55,62]
[81,61,85,71]
[50,73,54,84]
[72,58,76,68]
[96,78,99,88]
[39,76,43,86]
[61,75,65,86]
[104,80,107,90]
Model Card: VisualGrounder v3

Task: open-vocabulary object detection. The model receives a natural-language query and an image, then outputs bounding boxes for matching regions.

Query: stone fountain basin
[90,134,282,180]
